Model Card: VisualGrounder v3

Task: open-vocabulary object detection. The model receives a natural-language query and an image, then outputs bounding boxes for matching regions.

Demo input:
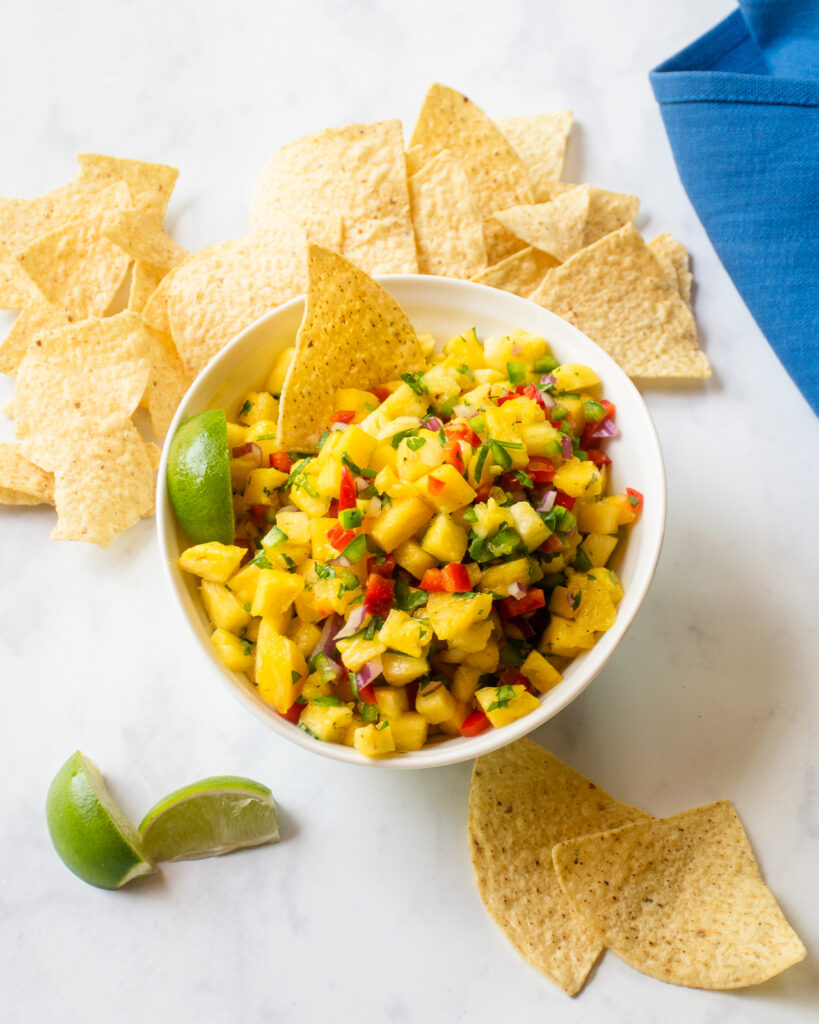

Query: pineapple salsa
[177,328,643,758]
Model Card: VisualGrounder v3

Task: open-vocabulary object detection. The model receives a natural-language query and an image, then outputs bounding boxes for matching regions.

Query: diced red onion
[330,421,349,432]
[234,537,254,566]
[507,581,527,599]
[355,476,370,492]
[589,418,619,439]
[452,403,472,418]
[421,415,443,431]
[331,554,352,568]
[279,504,298,515]
[419,680,442,696]
[516,618,536,638]
[540,374,557,387]
[368,496,382,516]
[510,343,523,356]
[536,490,556,513]
[355,656,383,688]
[561,436,573,459]
[312,614,343,657]
[231,442,263,465]
[335,605,368,639]
[539,390,556,410]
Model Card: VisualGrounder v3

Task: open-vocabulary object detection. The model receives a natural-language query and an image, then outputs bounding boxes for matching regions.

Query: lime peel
[46,751,155,890]
[138,775,280,862]
[167,408,235,545]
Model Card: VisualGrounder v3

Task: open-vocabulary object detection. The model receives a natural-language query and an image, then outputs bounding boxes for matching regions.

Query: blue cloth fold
[650,1,819,415]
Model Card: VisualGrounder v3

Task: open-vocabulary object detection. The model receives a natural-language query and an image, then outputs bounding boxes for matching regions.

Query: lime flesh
[45,752,154,890]
[167,409,234,545]
[138,775,280,862]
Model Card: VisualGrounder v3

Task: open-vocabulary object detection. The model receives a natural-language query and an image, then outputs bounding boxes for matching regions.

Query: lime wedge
[138,776,280,862]
[167,409,234,545]
[46,751,155,890]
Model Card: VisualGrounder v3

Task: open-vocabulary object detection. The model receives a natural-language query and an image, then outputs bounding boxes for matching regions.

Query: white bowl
[157,276,665,769]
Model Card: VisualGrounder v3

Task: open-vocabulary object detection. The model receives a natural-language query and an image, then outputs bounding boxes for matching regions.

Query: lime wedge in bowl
[166,408,234,545]
[138,776,280,861]
[46,751,155,890]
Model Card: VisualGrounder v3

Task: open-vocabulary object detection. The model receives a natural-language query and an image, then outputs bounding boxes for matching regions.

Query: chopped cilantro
[250,552,272,569]
[513,469,533,489]
[316,430,331,451]
[291,670,302,684]
[341,452,375,478]
[312,695,342,707]
[571,590,583,610]
[394,575,428,613]
[390,428,418,450]
[455,363,475,380]
[401,372,429,395]
[240,639,252,656]
[315,563,334,580]
[288,457,319,497]
[487,684,517,712]
[406,435,426,451]
[299,723,317,738]
[462,507,478,522]
[242,602,251,612]
[489,440,512,470]
[239,399,253,417]
[628,494,640,506]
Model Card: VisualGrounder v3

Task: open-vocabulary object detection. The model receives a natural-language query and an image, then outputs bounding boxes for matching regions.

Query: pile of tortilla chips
[0,82,711,546]
[468,739,805,996]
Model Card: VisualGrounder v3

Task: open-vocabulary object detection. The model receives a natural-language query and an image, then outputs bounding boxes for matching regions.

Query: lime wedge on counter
[138,776,280,862]
[46,751,155,890]
[166,409,234,545]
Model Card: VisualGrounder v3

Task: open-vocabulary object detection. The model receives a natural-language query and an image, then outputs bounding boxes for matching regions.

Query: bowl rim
[157,274,666,769]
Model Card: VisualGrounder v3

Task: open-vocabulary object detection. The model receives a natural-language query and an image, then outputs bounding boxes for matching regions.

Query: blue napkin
[650,1,819,415]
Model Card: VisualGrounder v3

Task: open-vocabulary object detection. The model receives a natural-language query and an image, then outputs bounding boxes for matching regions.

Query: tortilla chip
[75,154,178,220]
[141,327,191,438]
[649,233,692,306]
[0,299,72,376]
[165,216,310,377]
[140,261,183,334]
[17,188,133,318]
[497,112,573,200]
[0,178,133,255]
[553,801,806,989]
[409,150,487,279]
[531,224,711,378]
[23,416,158,546]
[103,208,187,272]
[408,84,534,262]
[250,121,417,275]
[472,247,559,299]
[0,442,54,505]
[128,260,166,315]
[0,242,40,308]
[14,311,151,438]
[277,244,424,452]
[468,739,650,996]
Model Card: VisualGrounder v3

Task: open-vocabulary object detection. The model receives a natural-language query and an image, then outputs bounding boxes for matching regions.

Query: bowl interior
[157,275,665,769]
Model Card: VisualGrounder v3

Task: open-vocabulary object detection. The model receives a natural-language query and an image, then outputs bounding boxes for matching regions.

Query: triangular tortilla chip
[128,260,166,315]
[140,327,191,439]
[0,242,40,308]
[14,311,151,438]
[0,442,54,505]
[277,244,424,452]
[497,112,573,200]
[531,224,711,378]
[468,739,649,995]
[250,121,417,275]
[23,415,158,547]
[0,299,72,376]
[649,233,693,306]
[103,208,187,272]
[553,801,806,989]
[472,246,559,299]
[409,150,487,279]
[75,153,178,220]
[409,84,534,262]
[494,188,590,262]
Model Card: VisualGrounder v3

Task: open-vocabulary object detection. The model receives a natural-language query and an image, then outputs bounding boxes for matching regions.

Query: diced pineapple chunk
[300,702,353,743]
[334,388,378,420]
[452,664,482,703]
[381,652,429,685]
[421,364,461,411]
[240,391,279,425]
[378,608,430,658]
[276,508,311,546]
[286,618,322,656]
[289,465,331,518]
[301,673,333,701]
[200,580,251,633]
[374,685,409,719]
[540,615,596,657]
[178,542,246,583]
[464,640,500,673]
[446,620,494,654]
[552,362,600,391]
[354,722,396,757]
[210,628,254,672]
[395,431,444,481]
[226,421,248,448]
[420,511,468,563]
[521,650,562,694]
[426,591,493,640]
[483,330,547,372]
[255,626,307,713]
[520,421,564,458]
[380,382,430,420]
[508,501,550,551]
[442,327,485,370]
[310,517,339,563]
[393,538,437,579]
[416,683,456,724]
[587,567,624,602]
[265,346,295,396]
[580,532,619,567]
[251,569,305,618]
[475,685,541,727]
[374,465,399,494]
[370,497,434,552]
[471,498,513,539]
[575,499,621,535]
[389,712,429,751]
[438,700,471,736]
[479,557,541,595]
[553,458,604,497]
[315,455,342,498]
[336,634,387,673]
[417,463,477,513]
[224,562,262,604]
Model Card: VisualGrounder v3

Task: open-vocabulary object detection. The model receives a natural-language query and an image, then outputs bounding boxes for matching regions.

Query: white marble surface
[1,1,817,1020]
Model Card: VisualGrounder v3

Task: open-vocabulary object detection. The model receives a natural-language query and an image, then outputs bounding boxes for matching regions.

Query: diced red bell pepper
[419,568,446,592]
[626,487,644,517]
[442,562,471,592]
[332,409,356,424]
[600,399,616,420]
[364,573,395,617]
[586,448,611,468]
[499,666,537,695]
[461,709,491,737]
[367,553,395,578]
[497,589,546,619]
[328,498,339,518]
[554,491,575,511]
[327,522,355,551]
[521,383,550,412]
[234,537,254,566]
[475,482,492,502]
[356,682,377,704]
[338,465,357,511]
[371,386,391,403]
[277,701,303,724]
[427,475,446,496]
[526,456,556,484]
[444,422,481,448]
[269,452,293,472]
[405,680,420,709]
[443,439,466,475]
[540,534,564,554]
